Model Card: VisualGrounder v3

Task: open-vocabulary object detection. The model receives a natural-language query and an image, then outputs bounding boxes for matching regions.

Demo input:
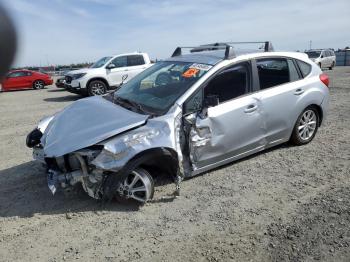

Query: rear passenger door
[254,57,303,145]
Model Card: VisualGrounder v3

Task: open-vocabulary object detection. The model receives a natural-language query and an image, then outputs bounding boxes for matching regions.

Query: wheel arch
[102,147,180,201]
[125,147,179,179]
[87,77,110,89]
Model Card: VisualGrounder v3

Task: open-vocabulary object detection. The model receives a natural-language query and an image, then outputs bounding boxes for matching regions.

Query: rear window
[296,60,312,77]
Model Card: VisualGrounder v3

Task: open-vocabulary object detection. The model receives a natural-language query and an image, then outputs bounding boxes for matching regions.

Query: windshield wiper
[113,95,153,115]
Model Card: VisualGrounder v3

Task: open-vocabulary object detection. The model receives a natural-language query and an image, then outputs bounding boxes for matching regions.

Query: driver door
[106,56,128,86]
[184,62,266,170]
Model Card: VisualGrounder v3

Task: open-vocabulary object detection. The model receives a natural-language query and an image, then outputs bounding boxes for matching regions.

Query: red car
[0,69,53,92]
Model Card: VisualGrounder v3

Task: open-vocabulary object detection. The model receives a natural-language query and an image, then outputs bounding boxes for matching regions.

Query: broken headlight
[26,128,43,148]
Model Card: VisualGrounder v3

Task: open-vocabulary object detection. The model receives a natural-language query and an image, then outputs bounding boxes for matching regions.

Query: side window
[287,59,300,81]
[184,89,203,114]
[8,71,26,78]
[204,63,250,104]
[25,71,32,76]
[296,60,312,77]
[256,58,289,89]
[112,56,127,68]
[127,55,145,66]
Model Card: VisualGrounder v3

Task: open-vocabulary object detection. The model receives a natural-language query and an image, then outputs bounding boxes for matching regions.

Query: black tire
[33,80,44,89]
[290,106,320,146]
[318,63,322,69]
[329,62,335,70]
[87,80,107,96]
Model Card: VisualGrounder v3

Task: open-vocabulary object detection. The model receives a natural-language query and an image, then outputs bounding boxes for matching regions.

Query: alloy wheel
[118,168,154,203]
[34,81,44,89]
[298,110,317,141]
[90,82,105,95]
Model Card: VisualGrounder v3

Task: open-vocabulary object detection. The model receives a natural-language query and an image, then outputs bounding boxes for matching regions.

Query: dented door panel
[189,95,266,170]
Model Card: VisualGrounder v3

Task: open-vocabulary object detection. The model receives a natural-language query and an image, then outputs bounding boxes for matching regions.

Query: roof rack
[171,41,274,60]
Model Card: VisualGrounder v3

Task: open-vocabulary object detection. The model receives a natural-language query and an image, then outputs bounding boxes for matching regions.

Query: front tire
[88,80,107,96]
[290,106,320,145]
[33,80,44,89]
[115,168,155,204]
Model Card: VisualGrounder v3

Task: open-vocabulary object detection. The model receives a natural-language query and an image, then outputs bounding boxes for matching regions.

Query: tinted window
[8,71,27,78]
[287,59,300,81]
[256,58,289,89]
[305,51,321,58]
[127,55,145,66]
[205,63,250,104]
[296,60,312,77]
[25,71,32,76]
[112,56,127,68]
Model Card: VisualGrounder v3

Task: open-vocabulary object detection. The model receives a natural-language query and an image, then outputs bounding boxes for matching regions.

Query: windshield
[113,61,212,115]
[305,51,321,58]
[90,56,112,68]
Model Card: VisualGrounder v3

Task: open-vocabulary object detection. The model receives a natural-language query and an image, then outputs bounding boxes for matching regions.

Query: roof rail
[171,41,274,60]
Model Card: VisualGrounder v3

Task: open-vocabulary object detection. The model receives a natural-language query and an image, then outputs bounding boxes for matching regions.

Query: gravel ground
[0,67,349,262]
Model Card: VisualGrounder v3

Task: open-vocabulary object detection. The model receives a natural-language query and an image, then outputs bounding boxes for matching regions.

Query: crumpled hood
[42,96,148,157]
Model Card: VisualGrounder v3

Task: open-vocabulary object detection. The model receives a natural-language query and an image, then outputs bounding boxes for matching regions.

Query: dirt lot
[0,68,349,262]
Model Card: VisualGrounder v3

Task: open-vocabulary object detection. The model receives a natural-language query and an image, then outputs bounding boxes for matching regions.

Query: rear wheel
[290,106,319,145]
[318,63,322,69]
[33,80,44,89]
[88,80,106,96]
[329,62,335,70]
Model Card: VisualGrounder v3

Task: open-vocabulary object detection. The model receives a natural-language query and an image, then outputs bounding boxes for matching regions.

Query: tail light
[319,73,329,87]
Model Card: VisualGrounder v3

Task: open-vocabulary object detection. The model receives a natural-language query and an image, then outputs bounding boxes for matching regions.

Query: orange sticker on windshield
[182,68,199,78]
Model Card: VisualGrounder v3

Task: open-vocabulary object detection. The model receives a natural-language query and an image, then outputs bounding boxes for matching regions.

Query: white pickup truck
[64,52,152,96]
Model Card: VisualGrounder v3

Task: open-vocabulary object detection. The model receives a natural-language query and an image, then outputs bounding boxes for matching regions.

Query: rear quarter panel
[287,73,328,136]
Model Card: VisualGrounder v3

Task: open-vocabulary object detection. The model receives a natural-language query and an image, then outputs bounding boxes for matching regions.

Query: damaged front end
[26,105,184,203]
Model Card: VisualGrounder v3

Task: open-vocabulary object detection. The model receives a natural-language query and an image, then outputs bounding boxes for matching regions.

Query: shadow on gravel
[44,95,80,102]
[47,89,66,92]
[0,161,141,218]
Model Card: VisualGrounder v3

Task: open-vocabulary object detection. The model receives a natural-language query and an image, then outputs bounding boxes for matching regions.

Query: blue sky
[3,0,350,67]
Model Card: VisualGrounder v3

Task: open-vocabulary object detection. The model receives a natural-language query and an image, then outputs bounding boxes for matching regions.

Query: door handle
[244,104,258,113]
[294,88,304,95]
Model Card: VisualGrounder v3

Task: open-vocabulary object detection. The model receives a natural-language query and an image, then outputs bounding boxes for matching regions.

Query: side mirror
[106,63,116,69]
[204,94,219,108]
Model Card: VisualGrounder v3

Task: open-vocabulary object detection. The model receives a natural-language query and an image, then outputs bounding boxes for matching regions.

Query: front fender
[91,119,176,171]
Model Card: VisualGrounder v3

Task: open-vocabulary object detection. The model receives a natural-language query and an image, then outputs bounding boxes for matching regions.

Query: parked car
[55,77,66,88]
[305,49,336,70]
[26,41,329,204]
[63,52,152,96]
[0,69,53,92]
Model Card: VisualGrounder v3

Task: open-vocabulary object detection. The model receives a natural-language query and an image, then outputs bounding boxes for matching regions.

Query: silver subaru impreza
[26,42,330,203]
